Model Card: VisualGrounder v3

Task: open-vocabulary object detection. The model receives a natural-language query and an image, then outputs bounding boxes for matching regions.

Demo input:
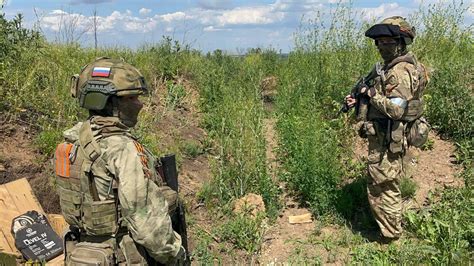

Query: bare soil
[0,115,60,213]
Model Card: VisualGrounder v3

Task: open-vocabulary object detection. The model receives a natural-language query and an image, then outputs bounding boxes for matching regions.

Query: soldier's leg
[367,136,403,238]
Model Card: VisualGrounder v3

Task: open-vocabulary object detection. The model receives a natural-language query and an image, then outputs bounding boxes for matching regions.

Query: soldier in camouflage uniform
[345,17,427,241]
[54,57,184,265]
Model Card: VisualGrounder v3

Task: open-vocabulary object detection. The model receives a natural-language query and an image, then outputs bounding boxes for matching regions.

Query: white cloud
[203,25,230,31]
[41,10,90,32]
[360,3,413,22]
[217,6,285,26]
[139,8,151,16]
[40,9,158,34]
[160,11,187,23]
[50,9,68,15]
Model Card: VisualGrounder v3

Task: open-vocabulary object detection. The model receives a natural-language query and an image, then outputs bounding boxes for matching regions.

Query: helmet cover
[71,57,147,110]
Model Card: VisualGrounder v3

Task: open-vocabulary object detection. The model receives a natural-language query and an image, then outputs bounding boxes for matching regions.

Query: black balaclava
[376,38,407,63]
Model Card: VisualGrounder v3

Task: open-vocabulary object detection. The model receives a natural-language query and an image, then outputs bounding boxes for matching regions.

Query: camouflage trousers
[367,133,403,239]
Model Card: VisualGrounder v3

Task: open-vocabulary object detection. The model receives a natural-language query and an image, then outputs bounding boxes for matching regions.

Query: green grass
[400,176,418,199]
[217,213,266,253]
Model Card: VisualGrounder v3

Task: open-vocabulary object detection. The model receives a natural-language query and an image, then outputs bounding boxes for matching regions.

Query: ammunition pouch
[357,121,376,139]
[82,199,118,236]
[158,186,179,214]
[119,235,148,265]
[56,175,82,227]
[389,120,405,154]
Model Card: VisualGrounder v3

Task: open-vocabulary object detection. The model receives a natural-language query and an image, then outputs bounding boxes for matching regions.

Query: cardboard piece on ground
[288,213,312,224]
[0,178,67,264]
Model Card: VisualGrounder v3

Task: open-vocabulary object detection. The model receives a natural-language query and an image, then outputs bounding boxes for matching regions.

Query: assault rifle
[160,154,191,265]
[339,63,383,121]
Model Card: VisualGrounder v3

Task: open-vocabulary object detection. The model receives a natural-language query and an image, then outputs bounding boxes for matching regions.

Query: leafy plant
[217,213,266,253]
[400,176,418,199]
[165,81,187,109]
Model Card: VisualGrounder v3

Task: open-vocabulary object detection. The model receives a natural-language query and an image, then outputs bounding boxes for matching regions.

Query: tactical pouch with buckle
[67,242,114,265]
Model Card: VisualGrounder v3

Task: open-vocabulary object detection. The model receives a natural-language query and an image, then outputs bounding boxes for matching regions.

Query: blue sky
[2,0,472,53]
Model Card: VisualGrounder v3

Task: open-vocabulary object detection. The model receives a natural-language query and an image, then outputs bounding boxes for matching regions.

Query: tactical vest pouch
[55,143,83,227]
[57,177,82,226]
[401,99,424,122]
[389,121,405,154]
[82,199,118,236]
[67,242,114,266]
[406,117,430,148]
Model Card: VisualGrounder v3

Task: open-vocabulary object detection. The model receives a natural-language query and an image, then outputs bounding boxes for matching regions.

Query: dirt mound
[233,193,266,217]
[0,116,60,213]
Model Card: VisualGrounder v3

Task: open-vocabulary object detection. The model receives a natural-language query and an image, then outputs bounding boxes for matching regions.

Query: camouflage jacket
[64,116,182,264]
[368,52,421,121]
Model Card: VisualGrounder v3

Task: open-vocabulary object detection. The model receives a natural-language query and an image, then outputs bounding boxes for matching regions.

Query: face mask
[117,96,143,127]
[377,43,399,62]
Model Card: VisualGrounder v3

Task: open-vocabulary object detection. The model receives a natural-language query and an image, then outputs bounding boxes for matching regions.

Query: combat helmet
[70,57,147,110]
[365,16,416,45]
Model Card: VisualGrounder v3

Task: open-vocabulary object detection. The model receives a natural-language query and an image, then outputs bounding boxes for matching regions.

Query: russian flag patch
[92,67,111,77]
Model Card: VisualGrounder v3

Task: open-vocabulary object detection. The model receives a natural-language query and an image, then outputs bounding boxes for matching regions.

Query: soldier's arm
[370,64,414,120]
[106,139,181,264]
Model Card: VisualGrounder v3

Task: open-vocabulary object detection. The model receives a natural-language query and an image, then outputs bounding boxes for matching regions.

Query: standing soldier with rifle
[344,17,429,242]
[54,57,189,265]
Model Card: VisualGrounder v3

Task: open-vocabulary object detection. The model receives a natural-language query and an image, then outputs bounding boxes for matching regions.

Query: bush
[400,176,418,199]
[217,213,266,253]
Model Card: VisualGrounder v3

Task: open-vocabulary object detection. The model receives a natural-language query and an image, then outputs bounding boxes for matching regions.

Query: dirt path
[259,117,320,264]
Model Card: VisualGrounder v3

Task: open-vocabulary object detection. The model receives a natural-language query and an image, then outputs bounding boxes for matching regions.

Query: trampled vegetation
[0,2,472,264]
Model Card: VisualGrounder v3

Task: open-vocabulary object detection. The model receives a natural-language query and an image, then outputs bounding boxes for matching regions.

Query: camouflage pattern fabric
[64,116,181,264]
[365,52,421,239]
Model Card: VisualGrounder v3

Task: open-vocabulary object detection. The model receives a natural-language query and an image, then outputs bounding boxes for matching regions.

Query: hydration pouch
[67,242,114,266]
